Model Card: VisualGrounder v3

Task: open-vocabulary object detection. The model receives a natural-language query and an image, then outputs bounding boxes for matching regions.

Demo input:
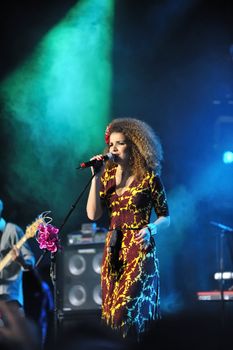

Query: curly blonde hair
[104,117,163,178]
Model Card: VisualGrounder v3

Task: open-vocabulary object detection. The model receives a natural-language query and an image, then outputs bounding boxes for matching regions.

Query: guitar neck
[0,234,28,273]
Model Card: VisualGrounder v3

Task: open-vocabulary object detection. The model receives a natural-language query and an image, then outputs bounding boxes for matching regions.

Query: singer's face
[109,132,129,164]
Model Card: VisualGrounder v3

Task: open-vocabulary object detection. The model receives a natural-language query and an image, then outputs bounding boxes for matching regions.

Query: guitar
[0,216,45,273]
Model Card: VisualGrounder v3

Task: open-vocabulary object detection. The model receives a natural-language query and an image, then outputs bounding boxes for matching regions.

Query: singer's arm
[86,170,104,221]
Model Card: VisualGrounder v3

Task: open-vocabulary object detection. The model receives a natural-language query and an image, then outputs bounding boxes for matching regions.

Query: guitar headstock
[25,217,45,239]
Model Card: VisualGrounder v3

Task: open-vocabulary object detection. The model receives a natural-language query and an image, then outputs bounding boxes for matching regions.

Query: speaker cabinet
[56,242,104,312]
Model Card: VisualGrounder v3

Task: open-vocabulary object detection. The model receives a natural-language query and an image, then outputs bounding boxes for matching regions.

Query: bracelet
[147,223,157,236]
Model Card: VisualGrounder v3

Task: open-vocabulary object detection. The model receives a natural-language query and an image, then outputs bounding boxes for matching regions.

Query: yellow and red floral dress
[100,166,169,337]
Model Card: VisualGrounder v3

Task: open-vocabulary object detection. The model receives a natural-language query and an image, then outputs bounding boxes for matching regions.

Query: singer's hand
[135,227,151,250]
[90,154,105,175]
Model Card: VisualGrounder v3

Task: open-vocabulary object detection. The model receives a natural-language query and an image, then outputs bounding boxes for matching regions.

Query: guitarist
[0,199,35,313]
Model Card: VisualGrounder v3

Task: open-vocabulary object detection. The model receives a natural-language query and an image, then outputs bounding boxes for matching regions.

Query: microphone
[77,152,114,169]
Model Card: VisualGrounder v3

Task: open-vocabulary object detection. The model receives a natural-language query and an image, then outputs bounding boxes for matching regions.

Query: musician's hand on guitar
[11,246,31,270]
[11,246,20,261]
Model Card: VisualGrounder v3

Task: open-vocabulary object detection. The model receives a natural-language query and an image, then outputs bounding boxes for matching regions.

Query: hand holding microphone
[77,152,114,172]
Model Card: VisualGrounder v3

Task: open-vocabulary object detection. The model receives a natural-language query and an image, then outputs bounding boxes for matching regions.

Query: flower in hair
[105,124,111,144]
[36,223,61,253]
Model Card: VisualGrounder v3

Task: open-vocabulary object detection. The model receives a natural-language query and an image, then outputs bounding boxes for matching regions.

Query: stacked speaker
[56,241,104,314]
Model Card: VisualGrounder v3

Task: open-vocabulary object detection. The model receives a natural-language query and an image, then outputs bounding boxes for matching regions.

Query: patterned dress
[99,166,169,337]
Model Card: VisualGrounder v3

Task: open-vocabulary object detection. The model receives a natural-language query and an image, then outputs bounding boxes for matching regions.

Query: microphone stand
[35,171,96,345]
[52,172,96,342]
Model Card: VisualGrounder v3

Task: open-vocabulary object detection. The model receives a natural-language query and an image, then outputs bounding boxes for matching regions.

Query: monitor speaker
[56,242,104,312]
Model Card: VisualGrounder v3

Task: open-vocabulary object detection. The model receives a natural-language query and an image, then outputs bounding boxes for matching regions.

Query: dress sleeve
[149,172,169,217]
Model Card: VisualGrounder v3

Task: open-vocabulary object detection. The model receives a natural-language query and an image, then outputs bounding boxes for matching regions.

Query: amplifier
[67,231,107,246]
[56,242,105,312]
[197,290,233,301]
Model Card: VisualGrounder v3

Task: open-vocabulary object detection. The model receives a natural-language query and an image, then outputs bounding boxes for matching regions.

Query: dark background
[1,0,233,320]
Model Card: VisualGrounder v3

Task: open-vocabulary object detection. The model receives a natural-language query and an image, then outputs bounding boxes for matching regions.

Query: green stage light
[0,0,114,222]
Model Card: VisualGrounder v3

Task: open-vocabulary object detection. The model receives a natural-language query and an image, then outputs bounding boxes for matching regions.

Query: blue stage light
[222,151,233,164]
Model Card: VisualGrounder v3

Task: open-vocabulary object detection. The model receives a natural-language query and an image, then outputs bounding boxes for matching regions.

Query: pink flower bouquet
[36,223,60,253]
